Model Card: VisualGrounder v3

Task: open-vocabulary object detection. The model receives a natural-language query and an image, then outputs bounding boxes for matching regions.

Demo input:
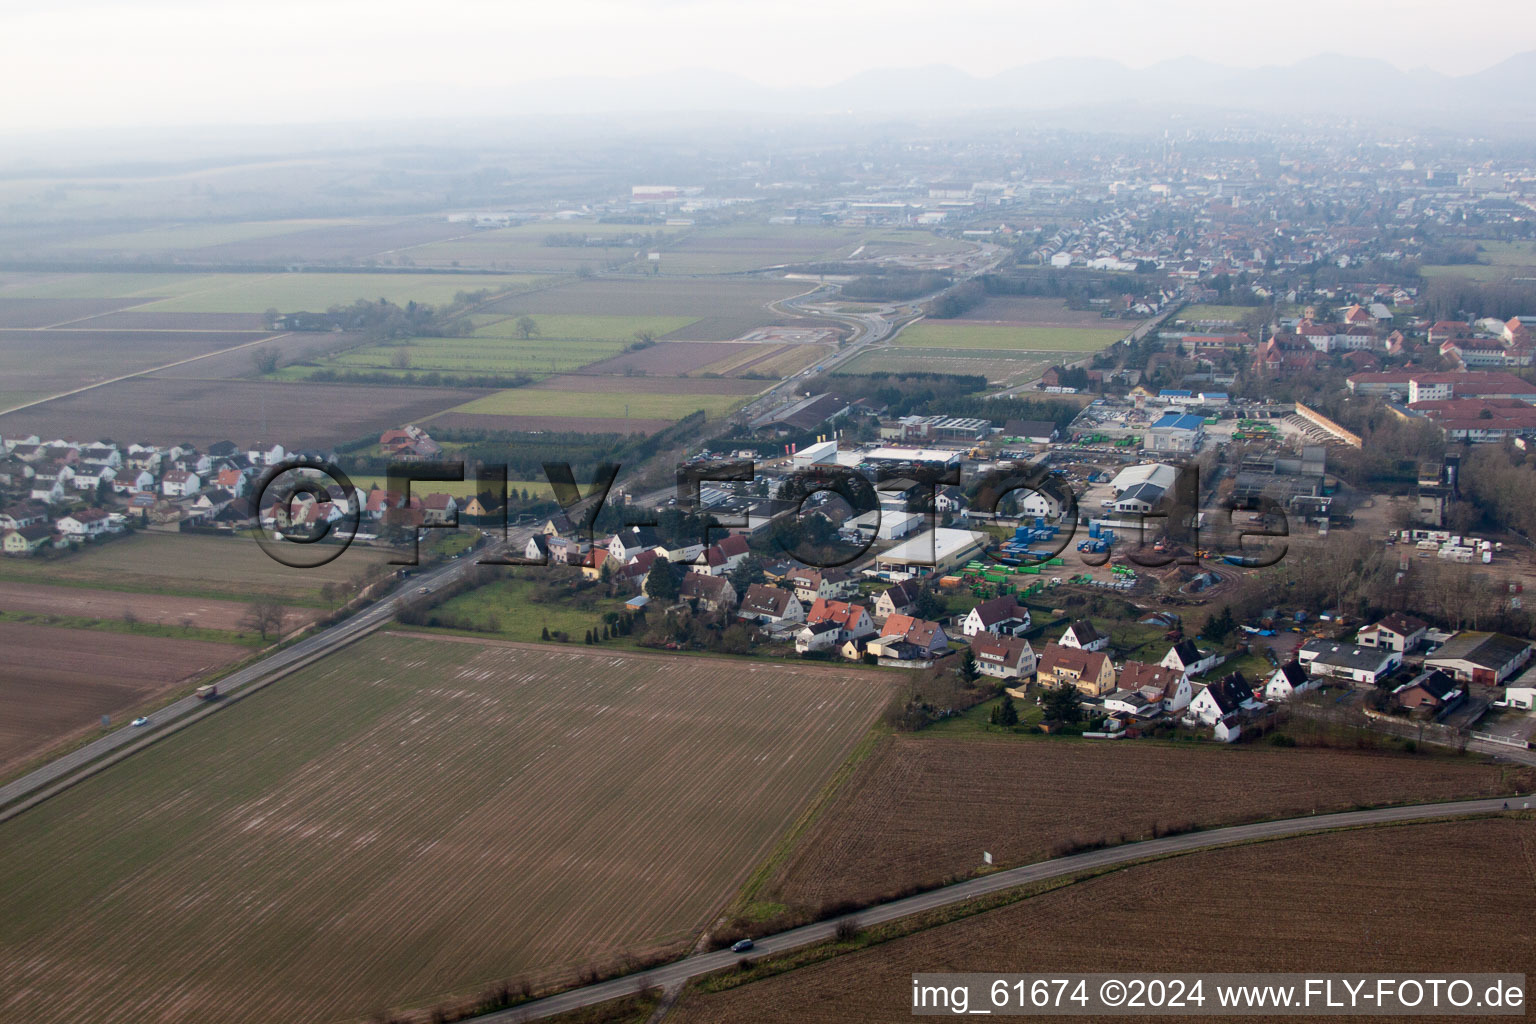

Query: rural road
[0,540,489,816]
[483,793,1532,1022]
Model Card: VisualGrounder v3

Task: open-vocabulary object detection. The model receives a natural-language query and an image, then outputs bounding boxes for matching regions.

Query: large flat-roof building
[875,528,986,577]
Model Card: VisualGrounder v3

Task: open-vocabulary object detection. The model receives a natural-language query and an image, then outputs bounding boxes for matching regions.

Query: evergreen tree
[959,647,978,682]
[1043,683,1082,723]
[541,625,550,641]
[990,693,1019,727]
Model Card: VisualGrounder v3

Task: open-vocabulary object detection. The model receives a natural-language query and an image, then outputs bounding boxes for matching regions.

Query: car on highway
[418,586,432,594]
[730,939,754,953]
[131,717,150,727]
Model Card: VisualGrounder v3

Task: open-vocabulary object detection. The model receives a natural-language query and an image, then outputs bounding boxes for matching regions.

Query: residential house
[691,534,750,576]
[214,467,249,497]
[1424,632,1533,686]
[1118,659,1192,712]
[1188,671,1260,726]
[161,469,202,498]
[524,534,551,562]
[2,523,54,555]
[1036,642,1117,696]
[420,493,457,526]
[1264,661,1315,702]
[1161,639,1220,677]
[1393,669,1465,714]
[783,567,858,604]
[1059,619,1109,652]
[679,573,736,613]
[962,596,1031,638]
[803,599,875,644]
[609,525,661,563]
[247,442,285,466]
[1297,639,1401,685]
[874,580,921,621]
[738,584,805,626]
[1356,612,1429,652]
[112,468,156,494]
[56,508,113,539]
[869,614,950,659]
[69,463,115,492]
[972,635,1037,681]
[795,620,842,654]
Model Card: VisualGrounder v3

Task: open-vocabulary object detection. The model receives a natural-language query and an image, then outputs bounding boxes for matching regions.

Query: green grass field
[347,474,553,500]
[895,321,1126,352]
[423,577,634,642]
[1176,304,1265,323]
[135,272,539,313]
[447,388,744,421]
[309,336,629,376]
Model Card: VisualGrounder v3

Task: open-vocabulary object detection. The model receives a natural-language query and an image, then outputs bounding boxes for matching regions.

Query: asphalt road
[0,542,486,814]
[482,793,1531,1022]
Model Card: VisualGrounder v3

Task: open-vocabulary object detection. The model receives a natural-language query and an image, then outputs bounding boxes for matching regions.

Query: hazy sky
[2,0,1534,132]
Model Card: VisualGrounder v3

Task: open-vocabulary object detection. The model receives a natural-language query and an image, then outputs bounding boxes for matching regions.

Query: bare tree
[241,598,287,641]
[514,316,538,340]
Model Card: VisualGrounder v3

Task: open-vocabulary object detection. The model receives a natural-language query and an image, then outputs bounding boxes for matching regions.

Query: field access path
[486,794,1533,1022]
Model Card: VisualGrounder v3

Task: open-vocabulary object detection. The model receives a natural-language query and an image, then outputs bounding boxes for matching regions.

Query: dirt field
[0,581,316,631]
[764,735,1536,911]
[0,620,245,776]
[0,377,483,448]
[0,296,141,328]
[0,532,391,605]
[0,635,891,1024]
[68,310,270,331]
[0,328,273,401]
[671,818,1536,1024]
[485,277,807,319]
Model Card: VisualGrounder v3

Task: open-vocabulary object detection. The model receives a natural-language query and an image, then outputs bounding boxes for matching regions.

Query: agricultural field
[0,634,890,1024]
[950,296,1120,327]
[0,620,246,778]
[485,277,812,342]
[475,313,700,341]
[0,581,318,633]
[761,735,1536,911]
[0,328,275,409]
[0,532,390,605]
[840,348,1059,387]
[0,377,486,448]
[430,412,675,435]
[655,224,866,275]
[575,341,743,376]
[132,272,539,313]
[530,374,762,396]
[895,320,1128,352]
[405,221,679,272]
[62,219,361,252]
[280,336,629,381]
[670,818,1536,1024]
[445,386,745,422]
[693,343,829,379]
[1175,303,1269,324]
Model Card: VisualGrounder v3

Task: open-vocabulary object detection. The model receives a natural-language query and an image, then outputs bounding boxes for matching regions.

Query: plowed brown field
[765,735,1536,911]
[0,634,890,1024]
[672,818,1536,1024]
